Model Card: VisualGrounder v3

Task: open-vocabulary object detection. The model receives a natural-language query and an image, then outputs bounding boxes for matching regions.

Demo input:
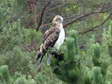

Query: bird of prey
[36,15,65,63]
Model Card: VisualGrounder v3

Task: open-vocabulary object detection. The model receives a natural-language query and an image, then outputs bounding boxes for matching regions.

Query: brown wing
[36,27,60,63]
[43,27,56,41]
[43,27,60,49]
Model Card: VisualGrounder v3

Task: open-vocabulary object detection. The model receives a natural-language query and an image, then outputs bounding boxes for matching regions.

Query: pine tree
[50,22,112,84]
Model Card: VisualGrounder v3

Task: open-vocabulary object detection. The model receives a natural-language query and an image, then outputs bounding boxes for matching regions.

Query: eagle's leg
[47,54,52,65]
[46,48,55,65]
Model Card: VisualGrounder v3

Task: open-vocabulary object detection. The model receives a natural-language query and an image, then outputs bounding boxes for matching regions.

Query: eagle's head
[52,15,63,25]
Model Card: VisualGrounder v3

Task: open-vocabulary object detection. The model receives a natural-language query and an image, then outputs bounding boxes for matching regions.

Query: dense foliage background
[0,0,112,84]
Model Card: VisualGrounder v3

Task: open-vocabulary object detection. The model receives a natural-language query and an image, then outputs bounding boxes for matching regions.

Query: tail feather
[36,44,46,63]
[36,52,43,61]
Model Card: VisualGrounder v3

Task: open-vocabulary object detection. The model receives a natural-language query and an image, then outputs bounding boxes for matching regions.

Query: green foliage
[0,18,63,84]
[0,21,112,84]
[92,43,101,66]
[0,0,112,84]
[0,65,11,83]
[50,21,112,84]
[50,30,81,84]
[14,75,36,84]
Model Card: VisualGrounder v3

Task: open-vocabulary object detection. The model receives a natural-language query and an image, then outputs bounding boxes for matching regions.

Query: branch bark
[36,0,51,31]
[38,7,112,35]
[79,13,112,35]
[64,8,112,28]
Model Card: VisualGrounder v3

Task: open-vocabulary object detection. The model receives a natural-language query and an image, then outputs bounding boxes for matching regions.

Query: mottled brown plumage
[43,27,60,49]
[36,15,65,63]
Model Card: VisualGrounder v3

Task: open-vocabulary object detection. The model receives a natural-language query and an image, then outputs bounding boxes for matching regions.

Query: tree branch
[39,8,111,29]
[64,8,112,28]
[79,13,112,35]
[36,0,51,31]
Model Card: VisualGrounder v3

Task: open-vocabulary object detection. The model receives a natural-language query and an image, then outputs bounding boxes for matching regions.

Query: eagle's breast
[54,25,65,49]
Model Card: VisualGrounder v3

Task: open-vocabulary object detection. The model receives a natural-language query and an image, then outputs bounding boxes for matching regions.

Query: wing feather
[43,27,60,49]
[43,27,56,41]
